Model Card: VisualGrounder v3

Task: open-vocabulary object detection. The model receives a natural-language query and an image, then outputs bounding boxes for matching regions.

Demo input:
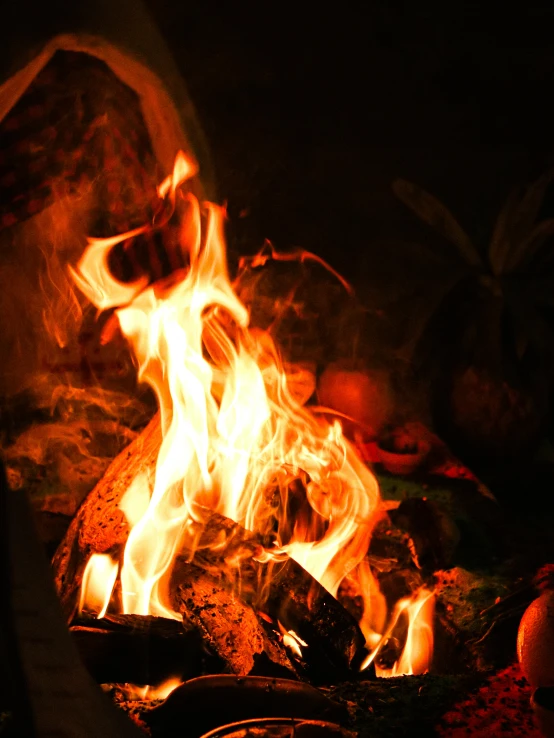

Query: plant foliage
[392,171,554,383]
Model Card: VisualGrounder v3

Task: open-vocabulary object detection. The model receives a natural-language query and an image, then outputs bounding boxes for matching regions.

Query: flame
[360,588,435,676]
[353,558,388,650]
[116,678,182,702]
[145,677,182,700]
[78,554,118,618]
[278,622,308,658]
[75,151,433,677]
[389,589,434,677]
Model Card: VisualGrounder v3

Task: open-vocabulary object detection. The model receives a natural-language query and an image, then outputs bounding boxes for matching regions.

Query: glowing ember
[74,151,434,678]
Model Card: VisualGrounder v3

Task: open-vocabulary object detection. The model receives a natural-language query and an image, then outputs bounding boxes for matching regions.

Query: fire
[116,678,182,702]
[78,553,118,619]
[360,588,435,676]
[278,622,308,658]
[391,589,434,677]
[73,151,433,677]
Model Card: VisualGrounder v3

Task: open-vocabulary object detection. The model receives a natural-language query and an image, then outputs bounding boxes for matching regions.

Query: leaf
[392,179,483,268]
[393,271,466,364]
[488,187,521,275]
[495,169,554,274]
[504,218,554,272]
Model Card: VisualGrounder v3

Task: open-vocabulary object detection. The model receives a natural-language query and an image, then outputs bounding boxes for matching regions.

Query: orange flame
[116,678,182,702]
[360,588,435,676]
[78,553,118,619]
[389,589,434,677]
[75,151,433,677]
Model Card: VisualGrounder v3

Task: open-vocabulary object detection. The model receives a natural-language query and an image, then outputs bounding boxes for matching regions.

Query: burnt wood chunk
[52,415,161,617]
[69,613,203,684]
[388,498,460,571]
[264,557,366,678]
[170,563,297,679]
[181,512,366,678]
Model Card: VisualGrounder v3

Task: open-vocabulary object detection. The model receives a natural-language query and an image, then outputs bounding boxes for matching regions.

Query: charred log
[52,415,161,618]
[70,613,205,684]
[170,562,297,679]
[263,557,366,679]
[388,498,460,572]
[178,511,366,678]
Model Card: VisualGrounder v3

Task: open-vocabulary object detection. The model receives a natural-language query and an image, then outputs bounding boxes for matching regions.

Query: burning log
[52,414,161,618]
[177,511,366,677]
[71,574,298,682]
[170,553,364,682]
[171,563,297,679]
[263,557,366,678]
[52,414,365,681]
[69,613,205,685]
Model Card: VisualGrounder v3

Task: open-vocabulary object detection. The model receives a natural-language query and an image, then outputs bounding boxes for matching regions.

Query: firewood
[52,414,161,618]
[69,613,204,685]
[170,563,297,679]
[72,581,298,683]
[174,511,366,678]
[269,558,365,677]
[52,415,365,680]
[377,568,425,610]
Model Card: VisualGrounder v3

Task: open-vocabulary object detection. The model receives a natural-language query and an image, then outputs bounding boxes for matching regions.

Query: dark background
[142,2,554,494]
[146,1,554,286]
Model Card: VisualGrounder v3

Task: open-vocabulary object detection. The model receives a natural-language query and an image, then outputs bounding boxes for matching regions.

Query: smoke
[0,186,153,514]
